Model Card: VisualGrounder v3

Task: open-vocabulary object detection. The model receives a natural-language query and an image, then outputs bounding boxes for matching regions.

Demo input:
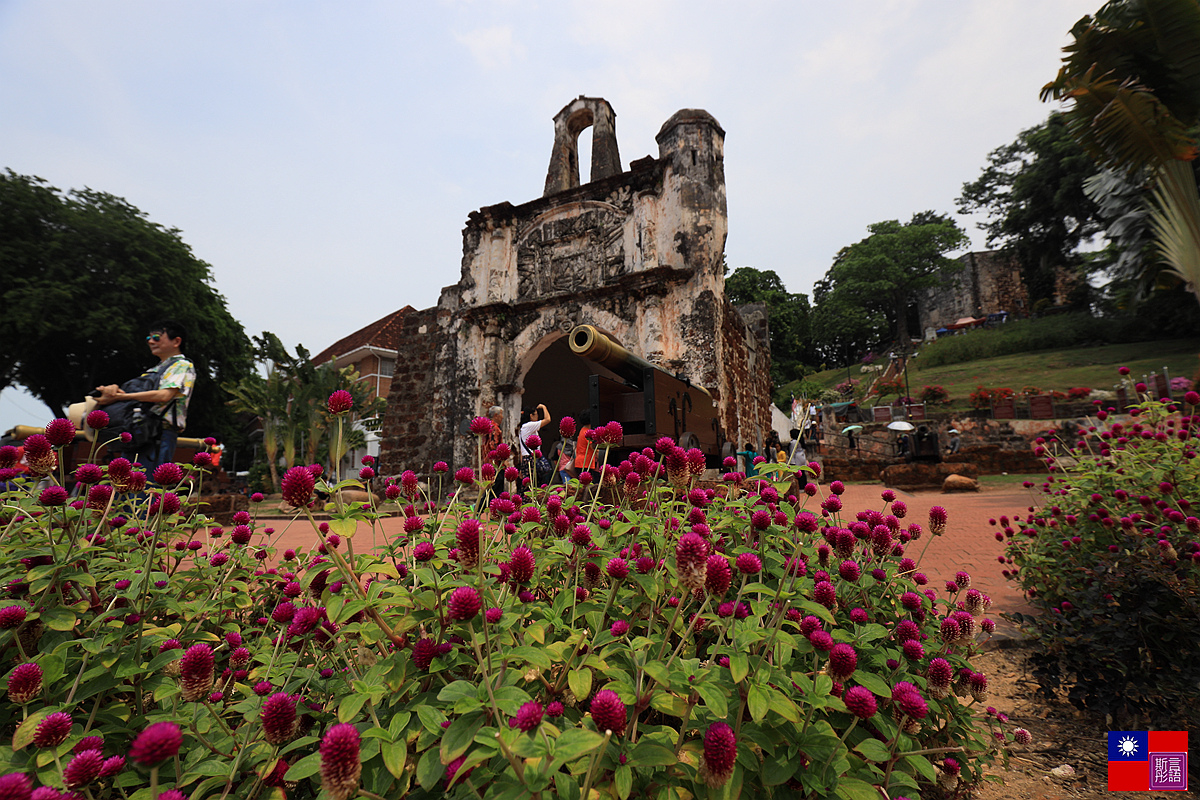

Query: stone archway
[515,332,622,455]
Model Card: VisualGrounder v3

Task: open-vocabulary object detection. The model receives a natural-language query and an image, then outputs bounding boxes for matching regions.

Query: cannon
[568,325,725,462]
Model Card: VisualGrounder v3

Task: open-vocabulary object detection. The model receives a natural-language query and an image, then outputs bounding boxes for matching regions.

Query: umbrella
[887,421,916,432]
[841,425,863,434]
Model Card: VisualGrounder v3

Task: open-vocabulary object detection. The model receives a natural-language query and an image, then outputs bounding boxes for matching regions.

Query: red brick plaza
[260,481,1035,626]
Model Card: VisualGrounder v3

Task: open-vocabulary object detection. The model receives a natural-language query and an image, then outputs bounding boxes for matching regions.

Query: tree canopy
[811,212,967,362]
[1042,0,1200,304]
[957,113,1104,305]
[725,267,812,385]
[0,170,253,440]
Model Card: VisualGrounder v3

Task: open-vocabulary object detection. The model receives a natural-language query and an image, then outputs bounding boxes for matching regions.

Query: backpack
[104,358,180,455]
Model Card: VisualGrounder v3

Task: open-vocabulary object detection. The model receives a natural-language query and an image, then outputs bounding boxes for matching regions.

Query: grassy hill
[780,338,1200,412]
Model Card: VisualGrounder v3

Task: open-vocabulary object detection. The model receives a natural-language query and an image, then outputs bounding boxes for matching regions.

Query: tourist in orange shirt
[574,410,599,482]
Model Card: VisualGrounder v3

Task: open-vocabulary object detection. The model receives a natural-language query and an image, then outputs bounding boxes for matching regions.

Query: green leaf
[440,712,484,763]
[568,668,592,700]
[507,645,552,669]
[764,686,799,723]
[630,741,676,767]
[855,739,893,762]
[491,685,533,715]
[381,739,407,778]
[337,693,369,723]
[835,776,881,800]
[415,704,447,734]
[642,659,670,687]
[904,753,936,782]
[729,653,749,684]
[799,600,835,625]
[437,680,478,703]
[762,753,800,785]
[615,763,633,799]
[747,684,769,721]
[327,516,358,539]
[693,681,728,719]
[850,671,891,698]
[552,728,606,762]
[416,748,442,791]
[40,607,76,632]
[283,751,321,781]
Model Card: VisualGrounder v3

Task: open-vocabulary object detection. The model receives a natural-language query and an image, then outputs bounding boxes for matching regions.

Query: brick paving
[262,481,1037,626]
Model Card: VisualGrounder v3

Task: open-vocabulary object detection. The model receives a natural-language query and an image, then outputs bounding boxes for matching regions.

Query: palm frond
[1147,158,1200,305]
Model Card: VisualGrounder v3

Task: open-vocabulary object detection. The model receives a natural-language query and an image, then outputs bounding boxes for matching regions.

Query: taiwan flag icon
[1108,731,1188,791]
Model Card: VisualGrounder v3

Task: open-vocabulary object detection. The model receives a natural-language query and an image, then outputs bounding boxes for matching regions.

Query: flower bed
[1000,377,1200,726]
[0,407,1023,798]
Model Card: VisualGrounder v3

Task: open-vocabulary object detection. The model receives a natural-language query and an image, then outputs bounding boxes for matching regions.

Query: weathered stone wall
[918,251,1029,332]
[379,100,770,479]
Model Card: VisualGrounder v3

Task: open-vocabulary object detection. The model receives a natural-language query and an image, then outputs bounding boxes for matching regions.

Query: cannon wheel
[679,432,700,451]
[721,441,736,462]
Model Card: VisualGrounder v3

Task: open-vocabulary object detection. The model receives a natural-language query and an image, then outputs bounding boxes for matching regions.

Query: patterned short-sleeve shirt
[153,355,196,432]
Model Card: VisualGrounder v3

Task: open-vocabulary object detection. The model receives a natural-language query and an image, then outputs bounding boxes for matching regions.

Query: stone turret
[543,96,622,196]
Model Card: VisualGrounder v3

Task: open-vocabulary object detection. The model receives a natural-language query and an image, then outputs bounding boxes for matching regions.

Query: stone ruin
[378,97,772,477]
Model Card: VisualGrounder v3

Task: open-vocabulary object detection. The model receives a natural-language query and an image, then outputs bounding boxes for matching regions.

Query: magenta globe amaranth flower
[447,586,482,622]
[73,735,103,754]
[130,722,182,765]
[509,546,535,583]
[7,662,42,704]
[280,466,316,508]
[705,554,732,596]
[469,416,492,436]
[33,712,73,748]
[675,532,709,592]
[700,722,737,787]
[827,643,857,681]
[319,723,362,800]
[590,689,627,735]
[327,390,354,414]
[892,683,929,720]
[44,418,77,447]
[843,686,877,719]
[512,701,544,732]
[0,774,32,800]
[0,605,28,630]
[38,486,68,506]
[179,644,215,701]
[261,692,299,745]
[63,749,105,789]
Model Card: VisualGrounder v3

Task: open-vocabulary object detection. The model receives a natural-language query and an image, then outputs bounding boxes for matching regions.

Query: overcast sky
[0,0,1100,433]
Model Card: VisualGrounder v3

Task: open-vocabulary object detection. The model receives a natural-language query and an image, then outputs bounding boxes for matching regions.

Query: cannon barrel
[568,325,660,388]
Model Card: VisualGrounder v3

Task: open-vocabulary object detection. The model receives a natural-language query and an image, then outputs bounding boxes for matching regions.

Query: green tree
[811,212,968,360]
[1042,0,1200,305]
[725,267,812,385]
[0,170,252,440]
[224,333,386,491]
[957,113,1104,304]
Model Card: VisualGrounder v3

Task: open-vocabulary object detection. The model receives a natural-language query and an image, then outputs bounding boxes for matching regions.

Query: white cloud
[453,25,525,70]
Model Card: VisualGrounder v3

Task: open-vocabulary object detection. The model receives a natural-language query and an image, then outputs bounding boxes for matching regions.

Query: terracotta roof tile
[311,306,414,365]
